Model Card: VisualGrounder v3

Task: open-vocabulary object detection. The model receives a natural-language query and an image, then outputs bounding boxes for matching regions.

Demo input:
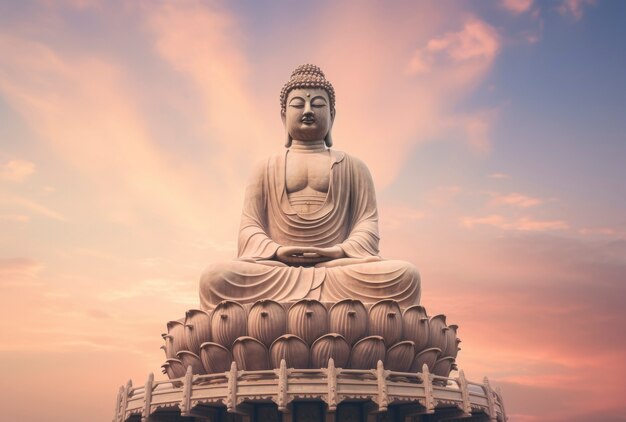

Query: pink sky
[1,1,625,421]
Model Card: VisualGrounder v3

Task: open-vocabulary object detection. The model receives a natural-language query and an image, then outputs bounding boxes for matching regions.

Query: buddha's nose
[304,102,313,114]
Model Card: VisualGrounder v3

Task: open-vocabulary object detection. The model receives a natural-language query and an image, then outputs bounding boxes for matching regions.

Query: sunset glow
[1,1,625,421]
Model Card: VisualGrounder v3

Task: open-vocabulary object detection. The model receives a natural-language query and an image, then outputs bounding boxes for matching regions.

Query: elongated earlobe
[281,110,292,148]
[325,109,335,147]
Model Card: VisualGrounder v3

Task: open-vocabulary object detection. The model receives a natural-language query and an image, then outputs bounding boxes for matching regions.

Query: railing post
[277,359,288,412]
[458,370,471,416]
[142,373,154,422]
[483,377,497,422]
[113,385,123,422]
[422,364,435,413]
[327,358,338,412]
[226,361,238,413]
[180,366,193,416]
[497,386,508,422]
[376,360,388,412]
[119,379,132,422]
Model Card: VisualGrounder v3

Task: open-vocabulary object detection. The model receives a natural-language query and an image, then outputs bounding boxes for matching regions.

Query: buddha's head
[280,64,336,147]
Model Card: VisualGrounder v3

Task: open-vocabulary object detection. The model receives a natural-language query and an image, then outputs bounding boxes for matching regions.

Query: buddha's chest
[285,153,331,194]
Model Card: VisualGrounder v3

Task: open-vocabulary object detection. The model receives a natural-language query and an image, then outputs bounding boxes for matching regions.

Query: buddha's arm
[237,160,282,260]
[335,157,380,258]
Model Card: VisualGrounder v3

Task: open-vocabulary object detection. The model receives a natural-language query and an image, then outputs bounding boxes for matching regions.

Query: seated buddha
[199,64,420,309]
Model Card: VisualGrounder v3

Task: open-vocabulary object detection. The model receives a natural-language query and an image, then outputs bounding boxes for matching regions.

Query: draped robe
[199,149,420,309]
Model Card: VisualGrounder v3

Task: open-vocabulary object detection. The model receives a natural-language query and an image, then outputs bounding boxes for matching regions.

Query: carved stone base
[161,300,461,377]
[114,360,506,422]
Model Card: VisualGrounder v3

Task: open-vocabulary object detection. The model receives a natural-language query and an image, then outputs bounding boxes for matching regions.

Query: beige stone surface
[161,299,461,375]
[199,64,420,309]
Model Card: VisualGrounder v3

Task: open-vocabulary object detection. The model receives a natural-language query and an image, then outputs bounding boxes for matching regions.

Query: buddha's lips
[302,117,316,124]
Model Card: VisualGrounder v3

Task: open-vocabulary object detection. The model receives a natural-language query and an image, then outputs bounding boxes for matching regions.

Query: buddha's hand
[308,245,346,259]
[276,246,324,265]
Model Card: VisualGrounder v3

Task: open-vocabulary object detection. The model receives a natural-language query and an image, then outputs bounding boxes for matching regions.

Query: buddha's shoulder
[330,150,370,171]
[247,153,284,177]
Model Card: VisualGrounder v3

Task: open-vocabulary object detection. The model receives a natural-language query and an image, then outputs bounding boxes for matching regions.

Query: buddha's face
[282,88,334,142]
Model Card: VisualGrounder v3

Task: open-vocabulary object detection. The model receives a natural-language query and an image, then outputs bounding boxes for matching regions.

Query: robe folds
[199,149,421,309]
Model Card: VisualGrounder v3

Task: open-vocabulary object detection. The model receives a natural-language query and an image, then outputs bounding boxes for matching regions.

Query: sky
[0,0,625,421]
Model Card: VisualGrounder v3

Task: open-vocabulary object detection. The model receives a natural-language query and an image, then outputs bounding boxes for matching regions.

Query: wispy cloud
[488,173,510,179]
[462,214,569,231]
[0,257,43,286]
[99,277,197,305]
[557,0,596,21]
[0,192,65,221]
[501,0,534,15]
[489,192,543,208]
[0,214,30,222]
[0,159,35,182]
[408,18,500,75]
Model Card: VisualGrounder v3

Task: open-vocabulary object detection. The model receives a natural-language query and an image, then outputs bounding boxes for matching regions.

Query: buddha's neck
[290,139,326,153]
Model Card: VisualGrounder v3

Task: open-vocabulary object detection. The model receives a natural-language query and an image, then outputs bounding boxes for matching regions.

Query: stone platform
[113,359,506,422]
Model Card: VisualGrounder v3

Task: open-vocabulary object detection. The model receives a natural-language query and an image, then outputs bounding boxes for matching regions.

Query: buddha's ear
[324,109,335,148]
[281,110,292,147]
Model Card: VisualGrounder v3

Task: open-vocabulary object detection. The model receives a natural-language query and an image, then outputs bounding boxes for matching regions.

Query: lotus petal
[200,342,233,374]
[410,347,441,372]
[270,334,309,368]
[385,341,415,372]
[368,300,403,346]
[184,309,212,354]
[453,338,461,359]
[176,350,206,375]
[402,305,430,352]
[248,300,286,348]
[162,334,175,359]
[287,300,328,345]
[349,336,386,369]
[232,336,269,371]
[329,299,368,346]
[310,333,350,368]
[211,301,247,348]
[426,314,448,353]
[441,324,458,357]
[164,319,188,359]
[163,358,186,379]
[432,356,455,378]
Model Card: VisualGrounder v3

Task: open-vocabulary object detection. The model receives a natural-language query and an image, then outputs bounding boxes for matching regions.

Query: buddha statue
[199,64,420,309]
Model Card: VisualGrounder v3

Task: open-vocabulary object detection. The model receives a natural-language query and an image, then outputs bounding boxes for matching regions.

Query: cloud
[0,257,43,286]
[489,192,542,208]
[99,277,197,305]
[0,192,65,221]
[144,1,273,186]
[408,18,500,74]
[501,0,534,14]
[455,109,497,153]
[0,159,35,182]
[462,214,569,231]
[578,227,625,238]
[557,0,596,21]
[0,214,30,222]
[488,173,509,179]
[0,31,233,234]
[425,185,462,207]
[313,8,503,184]
[417,233,626,420]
